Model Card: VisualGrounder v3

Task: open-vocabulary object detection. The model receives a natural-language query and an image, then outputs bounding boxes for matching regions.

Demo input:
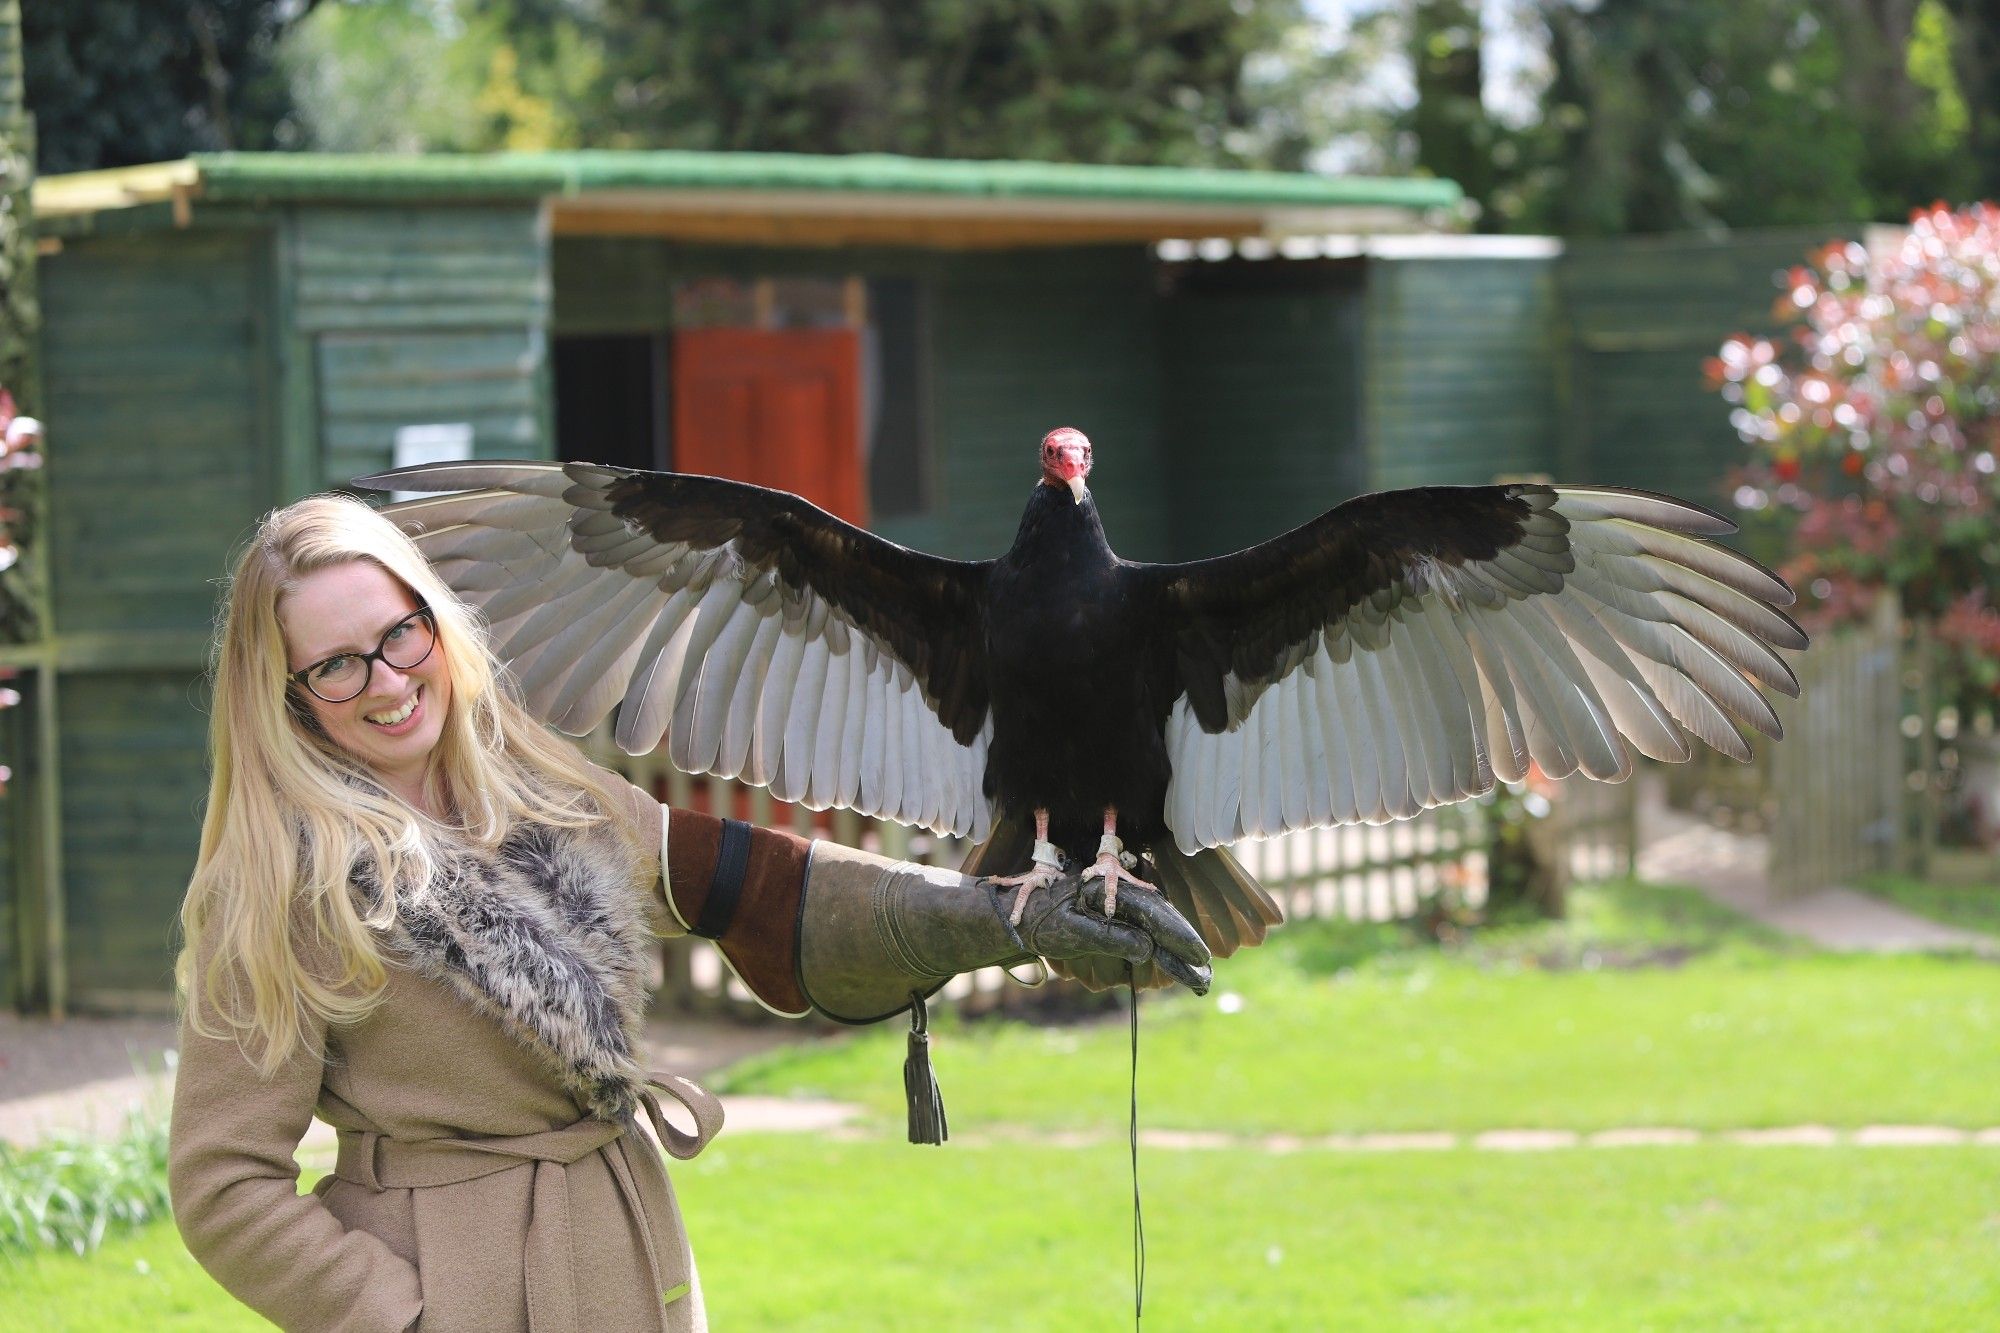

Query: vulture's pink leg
[1082,807,1154,918]
[994,808,1063,926]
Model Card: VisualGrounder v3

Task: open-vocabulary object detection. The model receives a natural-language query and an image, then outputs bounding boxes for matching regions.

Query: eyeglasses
[288,607,438,704]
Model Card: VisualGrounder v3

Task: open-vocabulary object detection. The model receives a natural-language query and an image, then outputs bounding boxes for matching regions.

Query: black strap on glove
[689,818,752,940]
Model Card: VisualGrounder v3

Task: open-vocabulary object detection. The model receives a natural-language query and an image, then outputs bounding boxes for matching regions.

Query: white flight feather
[755,625,808,791]
[774,635,825,804]
[547,589,666,734]
[807,642,850,811]
[1278,670,1309,830]
[856,652,889,816]
[1297,656,1332,826]
[1313,643,1360,825]
[836,642,868,810]
[517,574,656,708]
[685,599,762,777]
[614,586,703,754]
[1510,596,1629,781]
[721,611,783,782]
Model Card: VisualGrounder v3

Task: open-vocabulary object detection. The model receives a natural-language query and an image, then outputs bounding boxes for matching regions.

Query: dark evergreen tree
[1511,0,1962,235]
[1408,0,1497,228]
[1944,0,2000,200]
[590,0,1319,169]
[22,0,312,173]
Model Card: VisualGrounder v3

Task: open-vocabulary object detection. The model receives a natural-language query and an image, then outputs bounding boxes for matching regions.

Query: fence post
[1873,593,1903,878]
[1910,616,1938,879]
[0,0,57,1017]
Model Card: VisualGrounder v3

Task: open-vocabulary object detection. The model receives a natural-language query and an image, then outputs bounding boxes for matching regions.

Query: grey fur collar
[356,819,654,1122]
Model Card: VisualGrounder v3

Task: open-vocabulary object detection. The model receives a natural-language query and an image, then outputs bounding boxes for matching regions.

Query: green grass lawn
[6,880,1999,1330]
[0,1220,272,1331]
[10,1142,1998,1330]
[683,1139,2000,1330]
[1860,873,2000,936]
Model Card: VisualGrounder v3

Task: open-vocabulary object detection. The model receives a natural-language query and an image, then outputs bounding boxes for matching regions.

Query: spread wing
[354,461,996,841]
[1144,483,1806,852]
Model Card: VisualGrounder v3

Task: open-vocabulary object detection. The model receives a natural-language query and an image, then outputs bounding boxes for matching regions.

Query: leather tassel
[903,991,948,1145]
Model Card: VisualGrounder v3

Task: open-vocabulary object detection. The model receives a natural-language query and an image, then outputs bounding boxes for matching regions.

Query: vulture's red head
[1040,427,1093,504]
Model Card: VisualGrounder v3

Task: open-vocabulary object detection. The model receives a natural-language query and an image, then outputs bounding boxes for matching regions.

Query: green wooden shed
[7,149,1475,1013]
[6,148,1852,1015]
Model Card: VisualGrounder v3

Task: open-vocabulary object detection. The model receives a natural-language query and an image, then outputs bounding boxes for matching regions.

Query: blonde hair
[177,493,636,1076]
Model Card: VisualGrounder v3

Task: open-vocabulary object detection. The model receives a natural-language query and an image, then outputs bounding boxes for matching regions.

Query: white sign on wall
[390,422,476,501]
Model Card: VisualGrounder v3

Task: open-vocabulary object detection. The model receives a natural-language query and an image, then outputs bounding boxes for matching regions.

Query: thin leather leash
[1128,965,1146,1329]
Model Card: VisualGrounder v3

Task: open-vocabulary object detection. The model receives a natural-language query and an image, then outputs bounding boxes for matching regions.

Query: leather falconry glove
[633,798,1213,1144]
[795,840,1214,1025]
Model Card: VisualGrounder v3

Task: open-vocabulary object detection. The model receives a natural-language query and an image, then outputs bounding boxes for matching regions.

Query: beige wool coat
[170,787,725,1333]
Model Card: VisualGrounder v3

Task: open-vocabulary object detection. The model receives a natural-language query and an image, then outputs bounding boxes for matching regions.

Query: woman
[170,494,1209,1332]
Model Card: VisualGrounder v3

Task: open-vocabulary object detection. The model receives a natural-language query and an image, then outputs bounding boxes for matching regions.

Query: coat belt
[333,1071,725,1333]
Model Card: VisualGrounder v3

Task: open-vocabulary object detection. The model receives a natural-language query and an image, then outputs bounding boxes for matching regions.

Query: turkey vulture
[355,428,1804,988]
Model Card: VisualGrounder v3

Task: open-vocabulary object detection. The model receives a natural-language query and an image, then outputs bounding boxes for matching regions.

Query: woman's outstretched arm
[601,776,1210,1023]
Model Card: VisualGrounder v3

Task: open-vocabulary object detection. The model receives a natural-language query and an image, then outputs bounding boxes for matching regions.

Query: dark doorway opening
[553,333,666,470]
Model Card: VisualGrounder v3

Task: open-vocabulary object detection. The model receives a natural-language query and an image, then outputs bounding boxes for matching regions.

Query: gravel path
[1635,778,2000,956]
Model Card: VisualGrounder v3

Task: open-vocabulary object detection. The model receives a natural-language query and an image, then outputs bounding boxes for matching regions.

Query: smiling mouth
[364,686,421,727]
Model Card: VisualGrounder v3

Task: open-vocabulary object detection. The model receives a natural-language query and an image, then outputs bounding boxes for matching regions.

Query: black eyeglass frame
[287,606,439,705]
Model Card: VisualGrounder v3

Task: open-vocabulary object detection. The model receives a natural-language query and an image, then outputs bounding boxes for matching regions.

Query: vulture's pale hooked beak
[1066,475,1088,504]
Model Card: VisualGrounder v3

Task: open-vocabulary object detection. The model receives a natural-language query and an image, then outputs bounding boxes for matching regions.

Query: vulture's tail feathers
[958,812,1033,880]
[1154,843,1285,957]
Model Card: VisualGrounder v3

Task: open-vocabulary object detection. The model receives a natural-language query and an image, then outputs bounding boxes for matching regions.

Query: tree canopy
[22,0,307,173]
[18,0,2000,237]
[1440,0,1979,235]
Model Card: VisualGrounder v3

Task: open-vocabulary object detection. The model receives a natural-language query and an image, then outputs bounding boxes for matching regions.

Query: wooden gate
[1767,595,1905,895]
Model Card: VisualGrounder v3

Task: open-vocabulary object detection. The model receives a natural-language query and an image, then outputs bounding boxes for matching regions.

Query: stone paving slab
[1473,1129,1580,1151]
[1723,1125,1841,1146]
[1587,1127,1701,1147]
[1759,887,2000,955]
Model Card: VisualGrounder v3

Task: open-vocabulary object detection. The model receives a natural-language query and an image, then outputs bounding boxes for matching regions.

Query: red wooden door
[670,328,866,525]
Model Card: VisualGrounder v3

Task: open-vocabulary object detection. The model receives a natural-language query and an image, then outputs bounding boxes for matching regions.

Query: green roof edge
[183,150,1461,211]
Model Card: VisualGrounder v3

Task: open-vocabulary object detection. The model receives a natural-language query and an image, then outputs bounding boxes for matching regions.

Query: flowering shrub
[0,386,38,794]
[1706,204,2000,712]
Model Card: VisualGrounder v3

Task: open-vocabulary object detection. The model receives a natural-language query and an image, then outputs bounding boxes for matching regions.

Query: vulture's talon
[1082,853,1154,920]
[994,863,1061,927]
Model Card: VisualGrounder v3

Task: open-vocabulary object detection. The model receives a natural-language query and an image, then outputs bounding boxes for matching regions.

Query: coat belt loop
[350,1129,386,1191]
[522,1160,578,1333]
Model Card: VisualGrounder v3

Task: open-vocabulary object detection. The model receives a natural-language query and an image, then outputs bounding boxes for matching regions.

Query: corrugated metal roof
[34,150,1462,246]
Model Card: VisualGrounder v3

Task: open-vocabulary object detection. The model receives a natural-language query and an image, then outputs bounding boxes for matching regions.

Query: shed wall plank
[41,232,271,633]
[58,672,208,995]
[294,207,553,489]
[1554,227,1856,505]
[1363,257,1560,491]
[1161,265,1366,559]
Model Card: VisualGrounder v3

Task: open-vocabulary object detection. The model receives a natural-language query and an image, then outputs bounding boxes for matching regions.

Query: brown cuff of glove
[665,807,812,1017]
